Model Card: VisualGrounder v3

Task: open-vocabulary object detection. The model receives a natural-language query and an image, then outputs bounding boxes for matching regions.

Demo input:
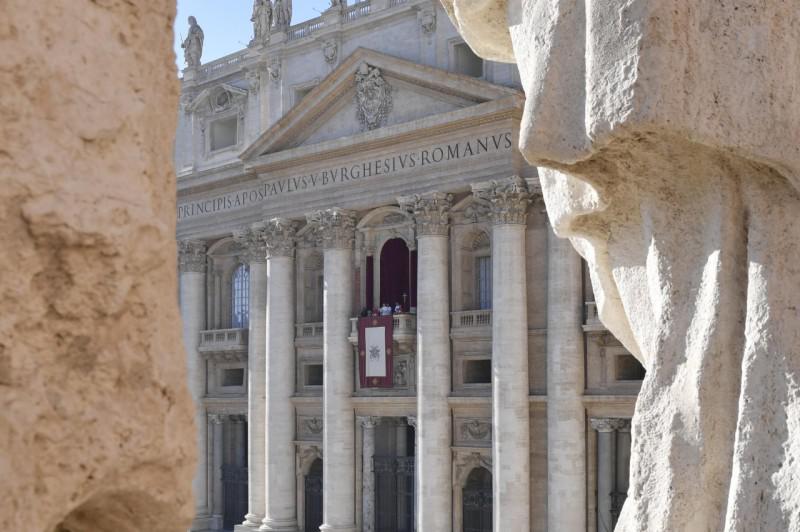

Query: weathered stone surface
[443,1,800,531]
[0,1,195,531]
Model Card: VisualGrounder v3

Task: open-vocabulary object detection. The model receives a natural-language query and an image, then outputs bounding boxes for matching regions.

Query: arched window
[231,263,249,328]
[472,231,492,310]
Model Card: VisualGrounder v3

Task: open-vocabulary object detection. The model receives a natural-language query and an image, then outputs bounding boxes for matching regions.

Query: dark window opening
[221,368,245,387]
[616,355,646,381]
[305,364,323,386]
[464,359,492,384]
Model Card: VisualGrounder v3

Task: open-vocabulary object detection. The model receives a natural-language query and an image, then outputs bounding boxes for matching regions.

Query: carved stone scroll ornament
[398,191,453,236]
[460,419,491,441]
[323,40,338,65]
[304,417,323,434]
[355,62,393,131]
[442,2,800,530]
[306,208,357,250]
[178,239,207,273]
[268,58,281,83]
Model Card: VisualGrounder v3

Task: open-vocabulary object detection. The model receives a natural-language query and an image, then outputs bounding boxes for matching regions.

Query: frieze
[177,132,513,221]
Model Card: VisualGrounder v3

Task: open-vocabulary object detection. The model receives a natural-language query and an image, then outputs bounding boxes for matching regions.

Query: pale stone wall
[0,1,195,531]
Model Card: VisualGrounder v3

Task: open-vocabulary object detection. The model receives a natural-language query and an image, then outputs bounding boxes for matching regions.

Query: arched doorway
[304,459,323,532]
[379,238,415,311]
[463,467,492,532]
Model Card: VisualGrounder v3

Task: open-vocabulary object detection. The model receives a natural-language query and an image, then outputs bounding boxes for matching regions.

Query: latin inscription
[178,132,513,220]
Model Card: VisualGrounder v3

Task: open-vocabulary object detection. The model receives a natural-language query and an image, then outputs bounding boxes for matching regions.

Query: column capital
[359,416,380,429]
[306,208,357,249]
[398,191,453,236]
[178,239,207,273]
[233,224,267,264]
[471,175,532,225]
[264,217,299,258]
[208,413,226,425]
[590,417,630,433]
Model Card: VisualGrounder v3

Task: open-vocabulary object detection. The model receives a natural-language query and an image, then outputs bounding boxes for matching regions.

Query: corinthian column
[261,218,300,531]
[591,418,627,532]
[178,239,211,526]
[308,208,357,532]
[399,191,452,532]
[473,177,531,532]
[233,225,268,530]
[546,225,586,532]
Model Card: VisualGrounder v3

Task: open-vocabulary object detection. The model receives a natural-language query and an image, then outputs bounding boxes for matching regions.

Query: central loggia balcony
[348,313,417,346]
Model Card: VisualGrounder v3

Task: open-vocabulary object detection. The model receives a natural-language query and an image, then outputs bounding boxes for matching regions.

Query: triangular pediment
[240,48,521,161]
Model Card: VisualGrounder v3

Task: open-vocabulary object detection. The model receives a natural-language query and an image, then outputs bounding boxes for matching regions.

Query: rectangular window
[464,359,492,384]
[475,255,492,310]
[305,364,323,386]
[221,368,245,387]
[453,42,484,78]
[210,116,238,151]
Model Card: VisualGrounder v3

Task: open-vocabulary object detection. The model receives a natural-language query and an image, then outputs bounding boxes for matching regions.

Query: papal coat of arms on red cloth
[358,316,393,388]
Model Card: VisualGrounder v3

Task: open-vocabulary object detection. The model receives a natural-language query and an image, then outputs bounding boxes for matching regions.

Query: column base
[259,517,299,532]
[235,514,264,531]
[319,525,357,532]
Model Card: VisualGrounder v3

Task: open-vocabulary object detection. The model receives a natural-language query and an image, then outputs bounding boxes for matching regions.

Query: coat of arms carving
[354,62,393,131]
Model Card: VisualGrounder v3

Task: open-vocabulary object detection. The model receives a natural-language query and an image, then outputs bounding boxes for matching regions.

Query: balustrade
[451,310,493,330]
[199,328,248,352]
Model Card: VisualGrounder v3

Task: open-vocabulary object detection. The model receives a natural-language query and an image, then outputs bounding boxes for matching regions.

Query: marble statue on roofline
[251,0,273,45]
[273,0,292,28]
[181,16,204,68]
[441,1,800,531]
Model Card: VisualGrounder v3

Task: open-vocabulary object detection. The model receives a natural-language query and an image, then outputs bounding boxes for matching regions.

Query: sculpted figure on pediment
[442,1,800,531]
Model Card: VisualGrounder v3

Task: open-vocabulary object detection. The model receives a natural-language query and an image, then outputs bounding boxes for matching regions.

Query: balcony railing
[349,313,416,343]
[287,16,325,41]
[199,328,248,352]
[345,1,371,22]
[197,50,248,82]
[451,309,493,330]
[296,322,324,338]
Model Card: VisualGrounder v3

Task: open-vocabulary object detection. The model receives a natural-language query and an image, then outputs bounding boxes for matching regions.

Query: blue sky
[174,0,332,65]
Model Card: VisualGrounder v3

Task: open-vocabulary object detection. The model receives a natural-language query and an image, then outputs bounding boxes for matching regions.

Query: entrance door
[305,459,323,532]
[379,238,412,311]
[463,467,492,532]
[374,456,415,532]
[221,464,248,530]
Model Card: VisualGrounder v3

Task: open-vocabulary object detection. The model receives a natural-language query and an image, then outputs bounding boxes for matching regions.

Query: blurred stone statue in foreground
[442,1,800,531]
[182,16,204,68]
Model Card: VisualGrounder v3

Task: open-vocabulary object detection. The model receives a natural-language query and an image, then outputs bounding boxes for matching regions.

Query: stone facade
[176,2,640,531]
